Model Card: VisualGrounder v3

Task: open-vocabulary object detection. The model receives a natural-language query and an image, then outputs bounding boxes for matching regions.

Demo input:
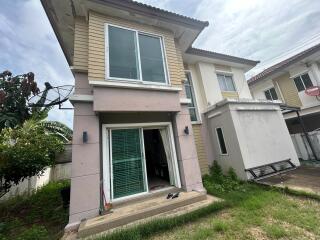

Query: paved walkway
[259,165,320,194]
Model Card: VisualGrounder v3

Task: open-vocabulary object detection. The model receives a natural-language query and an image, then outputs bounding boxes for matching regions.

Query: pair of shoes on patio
[166,192,179,199]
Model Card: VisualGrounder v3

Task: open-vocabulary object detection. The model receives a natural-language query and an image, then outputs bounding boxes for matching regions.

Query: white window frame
[264,87,278,101]
[292,72,313,92]
[184,70,201,123]
[216,72,237,92]
[102,122,181,203]
[105,24,170,86]
[215,127,228,155]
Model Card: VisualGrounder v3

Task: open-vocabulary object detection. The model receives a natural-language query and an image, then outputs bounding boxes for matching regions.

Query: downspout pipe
[99,114,105,214]
[296,111,319,161]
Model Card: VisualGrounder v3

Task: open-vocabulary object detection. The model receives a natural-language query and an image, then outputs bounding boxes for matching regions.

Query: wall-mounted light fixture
[83,131,88,143]
[184,126,189,135]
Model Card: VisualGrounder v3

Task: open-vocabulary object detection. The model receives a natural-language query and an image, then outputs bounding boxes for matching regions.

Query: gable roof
[248,42,320,86]
[186,47,259,66]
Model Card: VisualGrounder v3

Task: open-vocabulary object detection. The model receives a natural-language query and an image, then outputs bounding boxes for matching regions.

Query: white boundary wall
[1,163,71,201]
[291,131,320,160]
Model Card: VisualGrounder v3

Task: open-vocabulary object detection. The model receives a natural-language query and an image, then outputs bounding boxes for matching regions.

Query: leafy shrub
[203,162,246,195]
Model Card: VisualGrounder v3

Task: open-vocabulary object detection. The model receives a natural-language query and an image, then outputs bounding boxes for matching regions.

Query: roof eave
[41,0,73,66]
[248,42,320,86]
[90,0,209,30]
[186,47,260,67]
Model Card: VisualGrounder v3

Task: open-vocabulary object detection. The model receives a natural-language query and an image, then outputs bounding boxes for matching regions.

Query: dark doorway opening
[143,129,171,191]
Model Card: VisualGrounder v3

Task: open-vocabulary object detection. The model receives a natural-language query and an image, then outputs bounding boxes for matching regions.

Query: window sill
[221,91,237,93]
[89,80,182,92]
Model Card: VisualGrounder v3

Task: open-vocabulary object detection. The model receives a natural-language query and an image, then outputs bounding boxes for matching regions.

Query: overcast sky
[1,0,320,127]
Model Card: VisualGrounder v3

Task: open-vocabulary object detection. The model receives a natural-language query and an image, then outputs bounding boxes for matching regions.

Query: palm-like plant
[40,121,72,143]
[30,84,73,143]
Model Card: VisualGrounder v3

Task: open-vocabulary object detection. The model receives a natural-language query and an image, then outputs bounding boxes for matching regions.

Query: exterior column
[172,105,205,192]
[310,63,320,85]
[67,102,100,229]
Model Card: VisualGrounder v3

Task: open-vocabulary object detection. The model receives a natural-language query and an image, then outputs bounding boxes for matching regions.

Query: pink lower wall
[93,87,181,112]
[68,102,100,228]
[171,105,204,192]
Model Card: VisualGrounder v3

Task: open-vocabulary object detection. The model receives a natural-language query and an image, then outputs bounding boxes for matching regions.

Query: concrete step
[112,186,180,208]
[77,191,208,238]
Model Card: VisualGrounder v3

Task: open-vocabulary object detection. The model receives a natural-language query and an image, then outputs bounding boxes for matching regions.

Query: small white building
[184,49,300,179]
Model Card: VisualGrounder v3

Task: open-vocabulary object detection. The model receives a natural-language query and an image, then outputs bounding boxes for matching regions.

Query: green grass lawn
[150,185,320,240]
[98,164,320,240]
[0,180,69,240]
[1,167,319,240]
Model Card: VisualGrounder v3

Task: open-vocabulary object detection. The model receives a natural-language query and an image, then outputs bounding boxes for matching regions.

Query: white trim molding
[180,98,192,105]
[69,94,93,102]
[89,80,182,92]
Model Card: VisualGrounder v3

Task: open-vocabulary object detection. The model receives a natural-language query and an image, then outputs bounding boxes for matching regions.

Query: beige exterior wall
[221,91,239,99]
[185,62,252,176]
[187,63,251,111]
[215,64,232,72]
[87,11,183,87]
[192,124,209,175]
[250,78,283,102]
[273,73,302,107]
[73,18,88,71]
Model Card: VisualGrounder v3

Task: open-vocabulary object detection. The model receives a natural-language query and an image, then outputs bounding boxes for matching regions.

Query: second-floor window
[107,25,167,84]
[184,72,198,122]
[264,87,278,100]
[217,74,236,92]
[293,73,313,92]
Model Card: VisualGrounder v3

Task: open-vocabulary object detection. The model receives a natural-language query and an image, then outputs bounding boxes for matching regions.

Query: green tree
[0,70,40,129]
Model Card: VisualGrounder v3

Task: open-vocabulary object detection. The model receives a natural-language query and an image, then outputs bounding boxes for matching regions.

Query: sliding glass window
[107,25,167,84]
[184,72,199,122]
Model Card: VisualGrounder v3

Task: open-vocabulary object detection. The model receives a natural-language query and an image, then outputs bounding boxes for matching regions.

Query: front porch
[77,190,219,238]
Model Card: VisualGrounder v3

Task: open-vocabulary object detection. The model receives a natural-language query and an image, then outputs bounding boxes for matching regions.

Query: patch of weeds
[16,225,49,240]
[191,227,214,240]
[203,162,248,198]
[212,220,228,233]
[0,180,69,240]
[263,224,288,239]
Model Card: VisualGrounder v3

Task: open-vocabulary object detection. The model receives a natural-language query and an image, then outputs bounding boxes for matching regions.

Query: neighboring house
[248,43,320,134]
[42,0,299,231]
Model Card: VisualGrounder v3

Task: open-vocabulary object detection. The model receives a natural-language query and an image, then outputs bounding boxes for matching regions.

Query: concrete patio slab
[258,165,320,194]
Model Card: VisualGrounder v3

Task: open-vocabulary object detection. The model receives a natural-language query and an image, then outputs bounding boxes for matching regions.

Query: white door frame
[102,122,181,203]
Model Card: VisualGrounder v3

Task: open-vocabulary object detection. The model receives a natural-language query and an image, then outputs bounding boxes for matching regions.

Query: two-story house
[249,43,320,134]
[42,0,300,233]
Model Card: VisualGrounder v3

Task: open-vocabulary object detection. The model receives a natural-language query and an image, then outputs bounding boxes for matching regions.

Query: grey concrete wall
[205,100,300,180]
[206,104,247,179]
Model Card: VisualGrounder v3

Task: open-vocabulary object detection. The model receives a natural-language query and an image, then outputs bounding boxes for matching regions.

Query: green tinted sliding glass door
[111,129,146,199]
